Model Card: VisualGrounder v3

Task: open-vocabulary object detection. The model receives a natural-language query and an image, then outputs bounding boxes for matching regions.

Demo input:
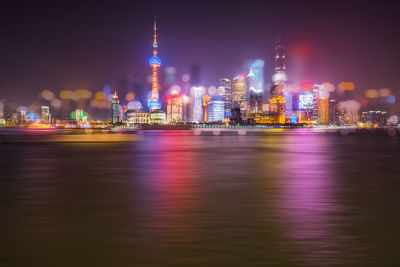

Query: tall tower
[272,37,287,84]
[111,91,121,123]
[148,17,162,111]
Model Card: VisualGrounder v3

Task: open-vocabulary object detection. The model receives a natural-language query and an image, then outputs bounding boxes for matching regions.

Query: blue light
[387,95,396,104]
[149,56,161,66]
[291,115,297,123]
[299,92,313,110]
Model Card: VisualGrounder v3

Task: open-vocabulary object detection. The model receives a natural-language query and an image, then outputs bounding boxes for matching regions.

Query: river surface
[1,131,400,266]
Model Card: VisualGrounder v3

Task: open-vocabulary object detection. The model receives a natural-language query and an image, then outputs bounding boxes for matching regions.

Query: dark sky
[1,0,400,108]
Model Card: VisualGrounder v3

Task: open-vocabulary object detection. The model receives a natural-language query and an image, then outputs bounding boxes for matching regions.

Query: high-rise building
[207,100,225,122]
[329,99,338,125]
[269,96,286,123]
[232,75,247,110]
[250,61,264,94]
[272,38,288,85]
[219,78,232,119]
[312,84,320,123]
[41,106,51,123]
[249,93,263,113]
[192,86,204,123]
[148,17,162,111]
[317,98,329,124]
[272,37,290,118]
[111,91,121,123]
[166,93,183,123]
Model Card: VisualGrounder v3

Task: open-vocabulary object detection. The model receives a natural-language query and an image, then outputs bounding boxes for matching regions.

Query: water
[1,131,400,266]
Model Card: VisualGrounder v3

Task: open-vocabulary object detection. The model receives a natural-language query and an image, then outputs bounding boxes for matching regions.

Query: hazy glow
[50,98,62,109]
[125,92,135,101]
[387,95,396,104]
[182,74,190,82]
[60,90,78,100]
[379,88,391,97]
[41,90,55,101]
[321,82,335,92]
[208,86,217,96]
[365,89,379,99]
[338,82,355,91]
[76,89,92,99]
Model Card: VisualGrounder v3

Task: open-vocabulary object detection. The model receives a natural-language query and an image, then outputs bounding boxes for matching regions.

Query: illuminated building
[17,110,27,124]
[312,84,320,123]
[250,61,264,93]
[148,17,162,111]
[317,98,329,124]
[249,94,263,113]
[329,99,338,125]
[219,78,232,118]
[269,95,286,123]
[41,106,51,123]
[207,100,224,122]
[167,93,183,123]
[232,75,247,110]
[298,82,314,123]
[75,109,88,122]
[191,86,204,122]
[361,111,387,126]
[126,111,150,125]
[111,91,121,123]
[272,38,288,85]
[150,110,166,124]
[202,94,211,122]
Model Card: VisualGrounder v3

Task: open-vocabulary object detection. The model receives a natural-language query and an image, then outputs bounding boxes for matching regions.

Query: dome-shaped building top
[149,56,161,66]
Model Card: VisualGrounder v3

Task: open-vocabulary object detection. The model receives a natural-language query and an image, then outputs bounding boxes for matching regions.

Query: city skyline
[1,1,400,112]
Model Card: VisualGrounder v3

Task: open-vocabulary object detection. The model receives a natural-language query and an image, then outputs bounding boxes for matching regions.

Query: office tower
[166,93,183,123]
[312,84,320,123]
[251,61,264,93]
[192,86,203,123]
[232,75,247,109]
[111,91,121,123]
[272,37,291,118]
[219,78,232,119]
[126,111,150,125]
[317,98,329,124]
[298,81,314,123]
[329,99,337,125]
[148,17,162,111]
[41,106,51,123]
[269,96,286,123]
[207,100,225,122]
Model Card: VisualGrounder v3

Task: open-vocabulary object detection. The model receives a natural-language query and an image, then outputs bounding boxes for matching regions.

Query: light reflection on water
[1,132,400,266]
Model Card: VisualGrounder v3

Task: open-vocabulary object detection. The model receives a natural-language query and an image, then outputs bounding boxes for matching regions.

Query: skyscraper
[248,61,264,113]
[41,106,51,123]
[192,86,204,123]
[148,17,162,111]
[207,100,225,122]
[218,78,232,119]
[111,91,121,123]
[166,93,183,123]
[272,37,291,118]
[232,75,247,110]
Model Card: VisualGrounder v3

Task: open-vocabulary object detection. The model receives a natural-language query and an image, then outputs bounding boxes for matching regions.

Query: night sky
[1,0,400,112]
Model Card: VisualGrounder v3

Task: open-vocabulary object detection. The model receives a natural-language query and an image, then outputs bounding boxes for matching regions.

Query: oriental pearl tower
[148,17,162,111]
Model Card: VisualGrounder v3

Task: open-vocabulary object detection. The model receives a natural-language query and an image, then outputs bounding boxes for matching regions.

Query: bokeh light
[365,89,379,98]
[41,90,55,101]
[379,88,391,97]
[208,86,217,96]
[182,74,190,82]
[125,92,135,101]
[50,98,62,109]
[169,85,181,95]
[360,99,368,108]
[76,89,92,99]
[127,101,143,110]
[387,95,396,104]
[60,90,78,100]
[338,82,355,91]
[321,82,335,92]
[95,91,105,101]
